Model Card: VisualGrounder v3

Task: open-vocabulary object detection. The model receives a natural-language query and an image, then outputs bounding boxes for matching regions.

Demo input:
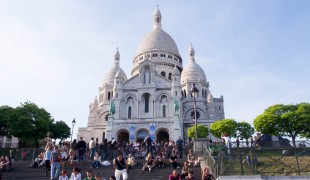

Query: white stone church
[77,8,225,143]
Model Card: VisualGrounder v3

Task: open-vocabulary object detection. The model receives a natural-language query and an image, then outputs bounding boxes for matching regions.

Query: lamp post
[191,83,199,139]
[71,118,76,143]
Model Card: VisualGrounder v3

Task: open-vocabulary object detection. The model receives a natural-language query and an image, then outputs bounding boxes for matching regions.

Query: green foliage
[254,103,310,146]
[50,120,71,142]
[8,101,53,148]
[0,106,14,136]
[210,119,238,138]
[236,121,255,140]
[187,124,209,138]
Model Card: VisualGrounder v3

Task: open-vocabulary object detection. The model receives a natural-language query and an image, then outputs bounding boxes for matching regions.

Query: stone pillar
[173,115,182,141]
[105,116,114,141]
[194,138,208,154]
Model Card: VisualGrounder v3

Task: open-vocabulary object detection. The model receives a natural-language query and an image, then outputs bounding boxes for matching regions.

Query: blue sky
[0,0,309,139]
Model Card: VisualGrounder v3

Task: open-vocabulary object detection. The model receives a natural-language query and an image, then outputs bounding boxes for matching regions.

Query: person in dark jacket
[77,137,87,163]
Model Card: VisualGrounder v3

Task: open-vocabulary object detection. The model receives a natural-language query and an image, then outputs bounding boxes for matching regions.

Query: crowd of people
[1,135,216,180]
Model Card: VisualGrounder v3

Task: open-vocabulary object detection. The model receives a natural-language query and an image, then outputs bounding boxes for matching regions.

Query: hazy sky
[1,0,309,140]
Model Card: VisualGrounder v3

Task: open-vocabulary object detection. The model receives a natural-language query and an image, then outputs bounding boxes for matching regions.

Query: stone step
[2,159,202,180]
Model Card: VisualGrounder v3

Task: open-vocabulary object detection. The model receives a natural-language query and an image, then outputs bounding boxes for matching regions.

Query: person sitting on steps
[140,153,155,173]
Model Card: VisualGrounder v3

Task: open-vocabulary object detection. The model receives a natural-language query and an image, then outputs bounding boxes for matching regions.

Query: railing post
[294,147,301,175]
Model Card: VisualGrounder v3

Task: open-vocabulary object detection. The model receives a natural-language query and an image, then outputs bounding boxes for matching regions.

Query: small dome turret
[181,45,207,83]
[102,48,127,85]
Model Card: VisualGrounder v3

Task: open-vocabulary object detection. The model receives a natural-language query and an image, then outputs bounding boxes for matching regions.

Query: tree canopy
[1,101,71,148]
[0,106,13,137]
[50,120,71,142]
[210,119,238,138]
[187,124,209,139]
[236,121,255,140]
[253,103,310,146]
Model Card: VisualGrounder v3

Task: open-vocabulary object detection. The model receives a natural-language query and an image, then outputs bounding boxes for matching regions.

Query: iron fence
[201,141,310,178]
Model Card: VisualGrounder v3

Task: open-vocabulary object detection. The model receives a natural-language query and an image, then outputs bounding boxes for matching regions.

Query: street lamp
[71,118,76,143]
[191,83,199,139]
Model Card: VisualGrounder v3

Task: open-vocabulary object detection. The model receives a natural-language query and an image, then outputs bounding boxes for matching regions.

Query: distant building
[78,8,225,143]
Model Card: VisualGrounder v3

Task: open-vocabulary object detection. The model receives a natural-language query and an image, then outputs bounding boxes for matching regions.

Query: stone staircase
[2,158,202,180]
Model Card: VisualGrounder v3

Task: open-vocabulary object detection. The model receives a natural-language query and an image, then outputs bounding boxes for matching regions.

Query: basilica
[77,8,225,143]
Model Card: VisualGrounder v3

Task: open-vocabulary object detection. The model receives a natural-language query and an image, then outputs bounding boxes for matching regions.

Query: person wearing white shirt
[69,167,81,180]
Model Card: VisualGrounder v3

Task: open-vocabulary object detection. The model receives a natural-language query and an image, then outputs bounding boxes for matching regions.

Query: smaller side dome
[102,48,127,85]
[115,69,127,80]
[181,45,207,83]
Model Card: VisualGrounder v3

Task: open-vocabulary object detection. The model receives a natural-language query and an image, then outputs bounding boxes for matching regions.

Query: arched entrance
[117,130,129,144]
[156,129,169,143]
[136,129,149,143]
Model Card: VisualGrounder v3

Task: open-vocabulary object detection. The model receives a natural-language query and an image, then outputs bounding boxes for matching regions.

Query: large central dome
[136,28,180,56]
[135,8,180,57]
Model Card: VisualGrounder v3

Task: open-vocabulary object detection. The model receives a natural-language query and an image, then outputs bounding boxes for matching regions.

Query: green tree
[187,124,209,139]
[50,120,71,142]
[236,121,255,140]
[254,103,310,146]
[298,103,310,139]
[8,101,53,148]
[0,105,14,137]
[210,119,238,138]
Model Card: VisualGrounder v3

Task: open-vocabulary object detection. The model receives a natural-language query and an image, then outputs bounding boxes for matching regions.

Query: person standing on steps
[176,136,184,158]
[113,152,128,180]
[77,137,87,163]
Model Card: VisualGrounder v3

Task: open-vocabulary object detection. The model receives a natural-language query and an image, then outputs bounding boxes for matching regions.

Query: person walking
[50,146,61,180]
[44,146,52,176]
[113,152,128,180]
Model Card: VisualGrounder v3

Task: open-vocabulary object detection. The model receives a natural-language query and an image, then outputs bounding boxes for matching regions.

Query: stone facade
[77,8,225,143]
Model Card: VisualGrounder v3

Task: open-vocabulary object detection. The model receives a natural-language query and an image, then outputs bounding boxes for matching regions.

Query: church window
[143,93,150,113]
[160,53,165,57]
[162,105,166,117]
[128,106,132,119]
[140,56,143,60]
[174,78,176,81]
[175,91,177,96]
[152,53,158,57]
[117,80,119,84]
[184,90,186,98]
[144,66,151,84]
[202,89,204,97]
[161,71,166,77]
[116,93,118,98]
[181,91,184,97]
[168,55,172,59]
[174,57,178,61]
[168,73,172,80]
[146,54,150,58]
[161,95,167,102]
[219,106,221,110]
[108,92,111,100]
[205,90,207,98]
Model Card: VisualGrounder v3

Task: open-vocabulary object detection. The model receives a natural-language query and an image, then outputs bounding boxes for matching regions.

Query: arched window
[162,105,166,117]
[202,89,204,98]
[184,90,186,98]
[108,92,111,100]
[143,94,150,113]
[161,71,166,77]
[181,91,184,97]
[168,73,172,80]
[128,106,132,119]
